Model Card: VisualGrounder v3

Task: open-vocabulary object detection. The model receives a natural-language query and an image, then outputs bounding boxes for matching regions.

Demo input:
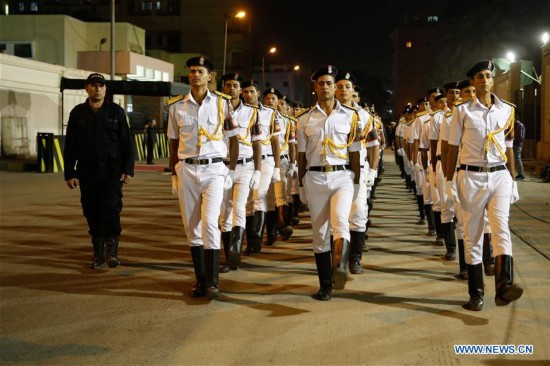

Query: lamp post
[223,10,246,75]
[261,47,277,90]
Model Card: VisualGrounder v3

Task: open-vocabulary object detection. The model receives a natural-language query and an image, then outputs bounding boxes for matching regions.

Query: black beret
[86,73,105,85]
[335,71,356,85]
[291,100,304,108]
[443,81,460,91]
[417,97,429,104]
[353,85,363,94]
[434,95,447,102]
[186,56,214,72]
[457,79,471,90]
[281,95,293,105]
[427,87,444,95]
[466,60,495,79]
[311,65,338,81]
[263,87,282,98]
[241,79,260,89]
[221,72,244,84]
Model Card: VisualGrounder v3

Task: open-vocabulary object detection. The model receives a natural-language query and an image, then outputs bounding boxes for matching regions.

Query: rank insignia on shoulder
[416,110,428,117]
[501,99,516,108]
[454,97,472,106]
[445,111,453,118]
[213,90,231,99]
[167,95,184,106]
[295,107,311,118]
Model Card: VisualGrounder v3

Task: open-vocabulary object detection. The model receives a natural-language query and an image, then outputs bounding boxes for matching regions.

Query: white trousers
[304,170,354,253]
[253,156,275,212]
[349,167,369,231]
[176,161,227,249]
[456,169,513,264]
[220,160,254,231]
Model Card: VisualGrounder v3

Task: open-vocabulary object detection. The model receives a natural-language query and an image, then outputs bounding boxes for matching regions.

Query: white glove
[511,181,519,204]
[408,160,415,170]
[171,175,178,196]
[365,169,377,187]
[249,170,261,190]
[272,167,281,182]
[414,162,423,172]
[299,186,307,204]
[352,184,360,201]
[380,144,386,151]
[286,163,296,178]
[224,170,235,190]
[445,180,459,203]
[397,148,405,157]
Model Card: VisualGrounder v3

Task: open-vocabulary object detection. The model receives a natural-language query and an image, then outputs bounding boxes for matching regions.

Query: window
[1,42,34,58]
[29,1,37,11]
[406,41,412,48]
[428,16,439,22]
[17,2,24,11]
[140,1,152,12]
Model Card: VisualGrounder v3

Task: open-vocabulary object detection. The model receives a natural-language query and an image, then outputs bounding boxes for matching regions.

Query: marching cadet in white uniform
[217,73,263,272]
[446,60,523,311]
[297,65,361,301]
[335,72,379,274]
[168,57,239,300]
[410,98,430,225]
[289,100,304,225]
[240,81,282,255]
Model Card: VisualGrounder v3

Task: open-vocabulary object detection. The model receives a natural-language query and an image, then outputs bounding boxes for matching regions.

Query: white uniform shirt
[167,90,237,160]
[448,94,514,167]
[232,101,262,159]
[429,110,445,155]
[419,115,432,150]
[395,119,405,138]
[355,103,379,164]
[278,113,296,155]
[297,100,360,168]
[257,103,282,156]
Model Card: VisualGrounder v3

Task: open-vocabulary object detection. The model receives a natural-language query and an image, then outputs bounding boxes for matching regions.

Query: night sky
[250,0,549,84]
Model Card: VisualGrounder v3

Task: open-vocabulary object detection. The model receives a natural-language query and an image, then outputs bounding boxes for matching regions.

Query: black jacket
[64,99,134,180]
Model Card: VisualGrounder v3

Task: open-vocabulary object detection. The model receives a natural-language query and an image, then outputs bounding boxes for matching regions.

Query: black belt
[183,157,224,165]
[280,154,289,160]
[262,154,273,160]
[459,164,506,173]
[436,156,441,161]
[309,165,349,172]
[225,157,253,165]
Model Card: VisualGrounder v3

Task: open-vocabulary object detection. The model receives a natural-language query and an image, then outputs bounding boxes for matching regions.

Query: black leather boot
[433,211,445,246]
[314,252,333,301]
[219,231,231,273]
[189,246,206,297]
[415,195,425,225]
[425,204,436,235]
[278,205,293,241]
[483,233,495,276]
[348,231,365,274]
[265,210,277,246]
[106,236,120,268]
[250,211,266,253]
[89,236,105,269]
[204,249,221,300]
[455,239,468,280]
[332,238,350,290]
[291,194,301,225]
[441,221,456,261]
[228,226,245,270]
[494,255,523,306]
[463,263,484,311]
[244,216,254,255]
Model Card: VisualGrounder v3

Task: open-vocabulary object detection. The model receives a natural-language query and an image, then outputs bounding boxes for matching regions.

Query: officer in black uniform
[64,73,134,269]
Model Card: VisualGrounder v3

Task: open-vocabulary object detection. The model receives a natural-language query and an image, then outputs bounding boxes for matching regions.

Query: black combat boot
[265,210,278,246]
[494,255,523,306]
[244,216,254,255]
[204,249,221,300]
[441,221,456,261]
[278,205,293,241]
[332,238,350,290]
[219,231,231,273]
[424,204,436,236]
[463,263,484,311]
[454,239,468,280]
[189,246,206,297]
[106,236,120,268]
[483,233,495,276]
[291,194,301,225]
[89,236,105,269]
[348,231,365,274]
[415,195,426,225]
[228,226,245,270]
[313,252,333,301]
[433,211,445,246]
[249,211,266,253]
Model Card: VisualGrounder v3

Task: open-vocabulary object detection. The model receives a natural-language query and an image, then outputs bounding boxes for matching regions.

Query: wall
[539,44,550,160]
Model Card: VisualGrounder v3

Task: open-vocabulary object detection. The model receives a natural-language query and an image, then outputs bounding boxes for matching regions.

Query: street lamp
[542,32,549,45]
[261,47,277,90]
[506,51,516,63]
[222,10,246,75]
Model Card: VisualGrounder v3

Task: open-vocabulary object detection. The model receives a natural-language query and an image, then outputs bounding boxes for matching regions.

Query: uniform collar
[186,88,212,105]
[313,99,343,115]
[471,93,504,110]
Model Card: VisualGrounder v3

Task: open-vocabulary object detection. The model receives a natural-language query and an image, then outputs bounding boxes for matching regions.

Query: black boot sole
[332,268,348,290]
[462,298,483,311]
[495,285,523,306]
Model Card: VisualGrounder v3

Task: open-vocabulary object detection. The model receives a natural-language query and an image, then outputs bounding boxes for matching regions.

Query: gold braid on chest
[321,112,358,160]
[484,108,514,162]
[361,114,374,148]
[197,97,224,147]
[281,120,291,151]
[259,111,276,145]
[237,108,257,146]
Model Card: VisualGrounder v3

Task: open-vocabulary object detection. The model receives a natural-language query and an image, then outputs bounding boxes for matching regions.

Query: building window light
[406,41,412,48]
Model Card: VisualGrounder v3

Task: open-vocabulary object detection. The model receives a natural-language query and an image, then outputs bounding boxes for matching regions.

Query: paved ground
[1,156,549,365]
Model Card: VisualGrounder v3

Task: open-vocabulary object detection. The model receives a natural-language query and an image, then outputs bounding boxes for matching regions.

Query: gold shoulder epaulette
[295,107,312,118]
[213,90,231,99]
[167,95,184,106]
[454,97,472,106]
[501,99,516,108]
[244,103,259,109]
[283,113,298,122]
[264,105,276,110]
[445,111,453,118]
[430,110,439,116]
[341,104,358,111]
[416,110,428,117]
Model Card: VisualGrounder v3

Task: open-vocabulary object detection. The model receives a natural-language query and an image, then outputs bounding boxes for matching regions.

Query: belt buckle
[324,166,335,172]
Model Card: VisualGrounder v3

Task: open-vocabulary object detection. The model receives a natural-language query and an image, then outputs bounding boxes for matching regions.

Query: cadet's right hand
[397,148,405,157]
[249,170,261,190]
[171,175,178,196]
[66,178,79,189]
[299,186,307,204]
